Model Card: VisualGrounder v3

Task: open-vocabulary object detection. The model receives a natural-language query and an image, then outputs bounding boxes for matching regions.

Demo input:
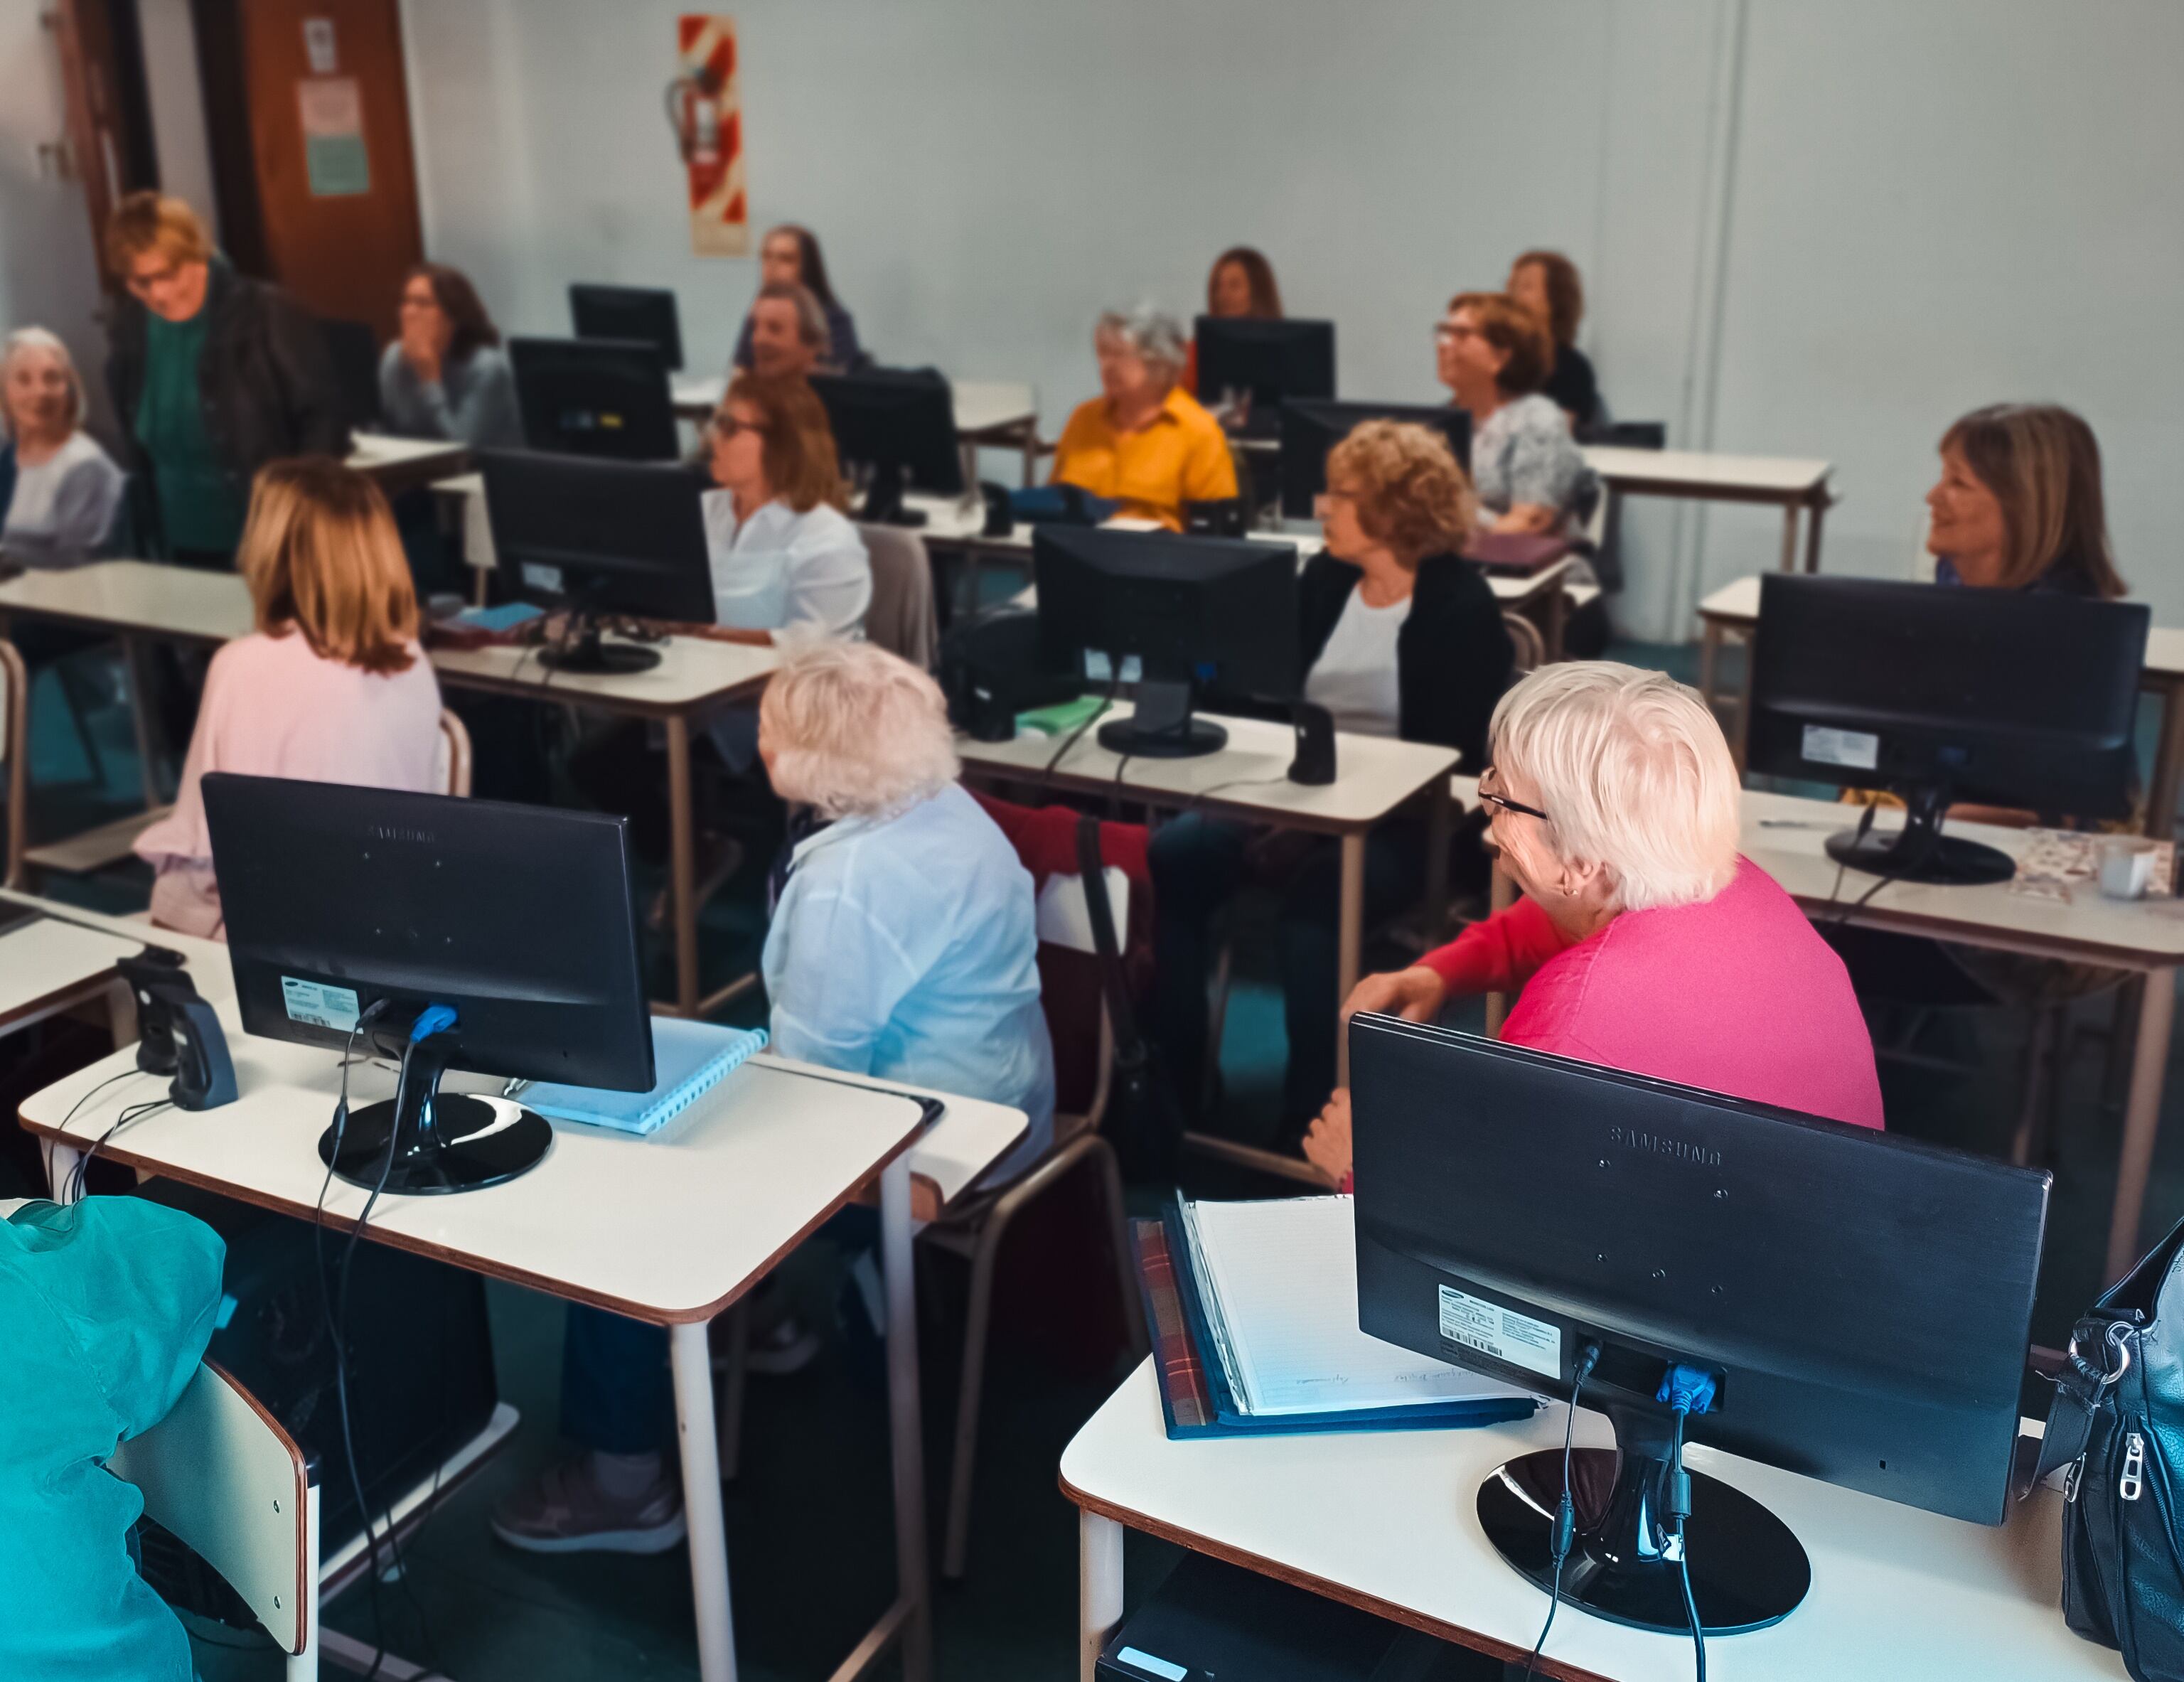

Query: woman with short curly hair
[1148,419,1515,1134]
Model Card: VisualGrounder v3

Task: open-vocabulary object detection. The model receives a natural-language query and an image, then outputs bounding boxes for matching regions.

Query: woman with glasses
[1435,291,1597,540]
[102,193,344,569]
[1303,662,1881,1185]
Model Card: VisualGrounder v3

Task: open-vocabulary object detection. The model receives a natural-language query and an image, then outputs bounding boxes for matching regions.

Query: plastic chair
[108,1361,318,1680]
[857,522,940,670]
[434,707,473,798]
[1502,611,1546,675]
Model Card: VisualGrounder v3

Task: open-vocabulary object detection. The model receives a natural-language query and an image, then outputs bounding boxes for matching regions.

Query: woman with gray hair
[1304,661,1881,1185]
[1,327,125,565]
[1049,303,1236,529]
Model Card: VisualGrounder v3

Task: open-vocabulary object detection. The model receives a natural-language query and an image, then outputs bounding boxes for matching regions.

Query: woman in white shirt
[1,328,125,567]
[700,371,871,644]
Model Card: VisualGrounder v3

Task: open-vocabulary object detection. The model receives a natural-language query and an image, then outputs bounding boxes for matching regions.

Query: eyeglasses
[710,414,766,440]
[1435,322,1482,344]
[1477,771,1549,824]
[124,260,183,298]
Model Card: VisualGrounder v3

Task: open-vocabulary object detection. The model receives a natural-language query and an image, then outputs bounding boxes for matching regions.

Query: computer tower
[1098,1553,1496,1682]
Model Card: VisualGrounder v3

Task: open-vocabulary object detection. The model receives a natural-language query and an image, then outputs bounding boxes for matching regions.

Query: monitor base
[1479,1440,1809,1638]
[321,1095,552,1195]
[1824,826,2015,886]
[1097,716,1227,759]
[537,633,661,676]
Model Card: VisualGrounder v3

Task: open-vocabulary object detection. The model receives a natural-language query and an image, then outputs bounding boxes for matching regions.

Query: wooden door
[48,0,162,296]
[201,0,424,339]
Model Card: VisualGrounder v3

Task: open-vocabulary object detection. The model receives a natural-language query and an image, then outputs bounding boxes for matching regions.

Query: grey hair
[1095,304,1187,379]
[760,638,960,820]
[0,327,87,441]
[1489,661,1741,912]
[756,281,832,359]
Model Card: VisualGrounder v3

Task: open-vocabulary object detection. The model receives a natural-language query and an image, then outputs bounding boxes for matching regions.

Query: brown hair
[764,224,842,314]
[754,282,832,359]
[237,459,419,675]
[104,191,214,277]
[719,371,847,513]
[1447,292,1554,398]
[405,262,500,363]
[1511,250,1585,346]
[1939,404,2124,598]
[1327,419,1477,563]
[1207,247,1283,318]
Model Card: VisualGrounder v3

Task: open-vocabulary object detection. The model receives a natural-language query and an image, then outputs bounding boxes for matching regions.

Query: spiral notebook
[517,1019,769,1137]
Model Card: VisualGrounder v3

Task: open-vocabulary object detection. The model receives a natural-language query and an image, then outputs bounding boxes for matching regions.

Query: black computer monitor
[203,774,655,1196]
[477,449,715,674]
[508,336,680,461]
[1033,526,1297,758]
[1194,317,1336,427]
[1278,400,1472,520]
[808,368,964,527]
[318,316,382,436]
[1350,1015,2048,1638]
[568,284,685,373]
[1745,574,2148,885]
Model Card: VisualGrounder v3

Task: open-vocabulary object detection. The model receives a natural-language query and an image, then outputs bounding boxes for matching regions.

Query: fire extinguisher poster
[673,15,747,257]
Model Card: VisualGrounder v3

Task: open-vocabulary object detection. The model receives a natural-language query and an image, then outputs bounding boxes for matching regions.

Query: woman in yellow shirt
[1050,306,1237,529]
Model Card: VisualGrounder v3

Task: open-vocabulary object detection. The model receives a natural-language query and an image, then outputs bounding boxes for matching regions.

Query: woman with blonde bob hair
[135,459,443,936]
[1305,662,1882,1186]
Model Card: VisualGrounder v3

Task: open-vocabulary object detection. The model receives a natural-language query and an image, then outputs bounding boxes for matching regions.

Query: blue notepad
[519,1018,769,1137]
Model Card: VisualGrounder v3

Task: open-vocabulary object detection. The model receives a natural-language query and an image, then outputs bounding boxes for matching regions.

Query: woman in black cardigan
[1148,421,1514,1136]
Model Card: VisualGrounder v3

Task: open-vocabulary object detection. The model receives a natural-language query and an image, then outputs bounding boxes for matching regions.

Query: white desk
[960,706,1457,1079]
[23,973,1027,1682]
[1580,446,1834,575]
[347,432,470,496]
[1696,573,2184,841]
[1064,1361,2121,1682]
[0,896,149,1041]
[0,562,778,1019]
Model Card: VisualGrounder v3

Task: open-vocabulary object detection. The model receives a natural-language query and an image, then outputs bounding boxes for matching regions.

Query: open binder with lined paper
[1135,1195,1536,1438]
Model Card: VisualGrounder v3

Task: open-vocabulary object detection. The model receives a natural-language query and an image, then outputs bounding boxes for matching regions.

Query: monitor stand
[1823,781,2014,886]
[1097,680,1226,759]
[537,611,663,675]
[319,1019,552,1196]
[858,461,928,527]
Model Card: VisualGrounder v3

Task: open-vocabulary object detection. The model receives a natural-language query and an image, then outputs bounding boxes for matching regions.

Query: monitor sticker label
[1438,1285,1562,1381]
[282,977,360,1034]
[1801,724,1880,772]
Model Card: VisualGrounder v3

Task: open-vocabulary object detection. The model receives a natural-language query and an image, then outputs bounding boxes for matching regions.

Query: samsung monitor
[1350,1014,2048,1637]
[1033,525,1297,758]
[508,336,680,461]
[1278,399,1472,520]
[809,367,965,526]
[477,449,716,673]
[568,283,685,372]
[1745,573,2147,884]
[1194,317,1336,429]
[205,774,655,1195]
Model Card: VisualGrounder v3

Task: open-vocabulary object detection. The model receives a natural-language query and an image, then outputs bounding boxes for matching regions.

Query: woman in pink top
[136,458,444,937]
[1305,663,1881,1185]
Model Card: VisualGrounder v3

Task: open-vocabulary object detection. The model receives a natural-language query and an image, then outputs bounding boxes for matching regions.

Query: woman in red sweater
[1305,662,1882,1185]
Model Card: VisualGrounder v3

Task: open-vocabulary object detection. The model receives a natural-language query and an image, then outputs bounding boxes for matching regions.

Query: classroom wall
[413,1,2184,633]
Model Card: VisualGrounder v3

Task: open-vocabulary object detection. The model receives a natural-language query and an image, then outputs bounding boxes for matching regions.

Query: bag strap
[1074,815,1147,1059]
[2028,1317,2135,1498]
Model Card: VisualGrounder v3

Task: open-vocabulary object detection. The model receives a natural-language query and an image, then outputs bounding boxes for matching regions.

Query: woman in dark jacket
[102,192,345,568]
[1148,419,1514,1133]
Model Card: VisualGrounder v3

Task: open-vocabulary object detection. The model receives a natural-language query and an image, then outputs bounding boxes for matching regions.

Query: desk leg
[881,1150,934,1682]
[671,1320,739,1682]
[1698,620,1724,716]
[120,634,164,808]
[1334,833,1367,1088]
[2108,970,2177,1284]
[1543,582,1568,664]
[1777,503,1800,574]
[46,1140,82,1202]
[665,714,699,1017]
[1483,863,1516,1039]
[1080,1509,1125,1682]
[2147,685,2184,842]
[1803,496,1828,573]
[1423,781,1453,946]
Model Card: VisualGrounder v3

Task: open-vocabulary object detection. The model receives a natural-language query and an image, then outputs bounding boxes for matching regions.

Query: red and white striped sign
[678,14,747,257]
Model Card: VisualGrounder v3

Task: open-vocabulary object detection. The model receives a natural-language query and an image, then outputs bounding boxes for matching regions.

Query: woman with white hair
[493,639,1054,1557]
[1049,304,1237,529]
[1,327,125,566]
[1303,661,1882,1185]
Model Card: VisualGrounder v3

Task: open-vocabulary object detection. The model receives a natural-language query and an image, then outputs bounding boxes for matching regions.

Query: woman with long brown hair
[378,261,521,449]
[1925,402,2124,598]
[134,457,444,936]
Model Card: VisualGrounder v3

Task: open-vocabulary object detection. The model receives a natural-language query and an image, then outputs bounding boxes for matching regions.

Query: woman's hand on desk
[1491,503,1560,536]
[1302,1091,1352,1188]
[1342,965,1447,1024]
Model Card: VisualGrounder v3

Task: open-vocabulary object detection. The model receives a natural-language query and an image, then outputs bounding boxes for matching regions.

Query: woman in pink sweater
[1305,663,1881,1185]
[136,459,444,937]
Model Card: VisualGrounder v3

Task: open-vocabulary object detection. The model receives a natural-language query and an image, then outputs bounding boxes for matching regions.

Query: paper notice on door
[298,77,370,196]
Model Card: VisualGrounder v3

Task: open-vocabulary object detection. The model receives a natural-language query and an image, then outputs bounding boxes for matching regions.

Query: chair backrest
[0,639,24,888]
[107,1361,311,1656]
[434,707,473,798]
[1502,611,1546,675]
[857,522,939,669]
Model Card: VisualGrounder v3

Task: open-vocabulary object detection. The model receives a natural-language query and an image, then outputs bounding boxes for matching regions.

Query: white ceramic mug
[2098,837,2158,901]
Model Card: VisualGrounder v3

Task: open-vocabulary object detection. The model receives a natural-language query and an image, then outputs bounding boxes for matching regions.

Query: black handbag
[2035,1213,2184,1679]
[1074,815,1186,1185]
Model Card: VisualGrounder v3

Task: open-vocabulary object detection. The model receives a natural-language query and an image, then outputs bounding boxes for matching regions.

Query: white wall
[401,0,2184,634]
[0,0,114,433]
